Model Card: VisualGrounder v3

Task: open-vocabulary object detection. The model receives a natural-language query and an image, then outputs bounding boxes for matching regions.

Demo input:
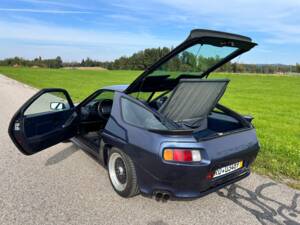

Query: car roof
[102,84,129,92]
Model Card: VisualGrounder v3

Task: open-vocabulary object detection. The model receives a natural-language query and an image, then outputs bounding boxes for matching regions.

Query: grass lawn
[0,66,299,185]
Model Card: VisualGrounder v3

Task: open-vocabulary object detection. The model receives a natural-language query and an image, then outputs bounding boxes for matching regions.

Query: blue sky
[1,0,300,64]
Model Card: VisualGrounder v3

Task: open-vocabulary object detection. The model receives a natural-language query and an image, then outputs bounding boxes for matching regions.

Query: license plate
[213,161,243,178]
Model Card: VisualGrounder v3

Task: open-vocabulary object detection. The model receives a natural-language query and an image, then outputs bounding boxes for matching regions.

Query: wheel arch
[99,140,112,167]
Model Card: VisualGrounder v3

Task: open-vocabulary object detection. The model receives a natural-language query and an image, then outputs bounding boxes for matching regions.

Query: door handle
[62,112,77,128]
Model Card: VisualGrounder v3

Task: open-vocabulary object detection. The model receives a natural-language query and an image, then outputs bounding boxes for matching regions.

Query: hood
[125,29,257,94]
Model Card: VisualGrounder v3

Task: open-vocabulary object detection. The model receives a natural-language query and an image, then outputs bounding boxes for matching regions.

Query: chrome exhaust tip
[154,191,170,202]
[155,192,163,201]
[162,193,170,202]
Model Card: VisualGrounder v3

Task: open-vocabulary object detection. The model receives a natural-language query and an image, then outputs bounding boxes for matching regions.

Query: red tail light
[163,149,201,162]
[173,150,192,162]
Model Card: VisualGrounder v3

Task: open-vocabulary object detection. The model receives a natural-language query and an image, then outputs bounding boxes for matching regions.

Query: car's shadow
[45,143,100,166]
[45,144,79,166]
[217,182,300,225]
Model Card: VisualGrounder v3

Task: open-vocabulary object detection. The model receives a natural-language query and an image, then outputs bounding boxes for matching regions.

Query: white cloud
[0,42,126,61]
[0,19,179,60]
[2,0,300,63]
[106,14,140,22]
[0,20,178,46]
[0,8,91,14]
[18,0,88,9]
[152,0,300,43]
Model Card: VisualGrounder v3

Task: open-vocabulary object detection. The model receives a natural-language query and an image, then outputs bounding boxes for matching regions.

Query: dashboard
[80,99,113,121]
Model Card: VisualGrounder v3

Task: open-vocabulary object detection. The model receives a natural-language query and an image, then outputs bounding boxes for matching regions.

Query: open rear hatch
[125,29,257,94]
[124,29,256,138]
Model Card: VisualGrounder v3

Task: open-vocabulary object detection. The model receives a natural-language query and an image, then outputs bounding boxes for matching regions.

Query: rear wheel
[107,148,139,197]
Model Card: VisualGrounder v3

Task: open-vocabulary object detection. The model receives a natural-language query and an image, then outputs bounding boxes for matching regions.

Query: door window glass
[24,92,70,116]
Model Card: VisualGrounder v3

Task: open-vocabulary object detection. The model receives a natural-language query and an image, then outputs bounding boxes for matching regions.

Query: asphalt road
[0,74,299,225]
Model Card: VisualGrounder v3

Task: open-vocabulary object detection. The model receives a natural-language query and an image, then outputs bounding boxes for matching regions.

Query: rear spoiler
[186,29,253,45]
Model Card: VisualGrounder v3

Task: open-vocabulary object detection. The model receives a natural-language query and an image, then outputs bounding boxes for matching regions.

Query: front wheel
[107,148,139,198]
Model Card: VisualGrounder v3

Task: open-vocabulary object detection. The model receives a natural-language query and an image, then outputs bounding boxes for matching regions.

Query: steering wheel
[96,99,113,120]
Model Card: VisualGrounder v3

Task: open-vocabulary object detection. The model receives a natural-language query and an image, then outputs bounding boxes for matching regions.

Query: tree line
[0,56,63,68]
[1,47,300,74]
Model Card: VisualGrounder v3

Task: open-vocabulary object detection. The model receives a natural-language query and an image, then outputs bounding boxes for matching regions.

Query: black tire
[107,147,139,198]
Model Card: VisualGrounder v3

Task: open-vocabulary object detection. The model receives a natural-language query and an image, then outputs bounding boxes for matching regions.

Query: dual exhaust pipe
[154,191,170,202]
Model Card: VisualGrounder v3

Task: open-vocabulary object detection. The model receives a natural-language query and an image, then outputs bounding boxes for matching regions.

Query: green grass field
[0,66,299,185]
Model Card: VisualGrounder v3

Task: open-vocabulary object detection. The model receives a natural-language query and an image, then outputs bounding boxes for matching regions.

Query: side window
[85,90,114,108]
[121,97,167,130]
[24,92,71,116]
[94,91,114,101]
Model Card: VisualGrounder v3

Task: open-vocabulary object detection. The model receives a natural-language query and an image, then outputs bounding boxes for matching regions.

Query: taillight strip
[163,149,201,162]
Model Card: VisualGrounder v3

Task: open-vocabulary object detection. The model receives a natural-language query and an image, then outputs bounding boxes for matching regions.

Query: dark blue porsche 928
[8,29,260,200]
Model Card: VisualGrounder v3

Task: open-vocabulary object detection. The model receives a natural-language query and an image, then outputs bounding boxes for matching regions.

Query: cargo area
[192,111,247,140]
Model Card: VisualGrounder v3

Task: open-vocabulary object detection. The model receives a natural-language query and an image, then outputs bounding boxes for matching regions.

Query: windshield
[148,44,238,78]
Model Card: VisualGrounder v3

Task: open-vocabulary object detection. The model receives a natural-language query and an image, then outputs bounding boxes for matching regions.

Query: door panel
[24,110,73,137]
[8,88,78,155]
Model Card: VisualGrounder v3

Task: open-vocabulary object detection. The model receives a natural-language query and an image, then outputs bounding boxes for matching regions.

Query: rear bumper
[137,163,251,199]
[136,128,259,199]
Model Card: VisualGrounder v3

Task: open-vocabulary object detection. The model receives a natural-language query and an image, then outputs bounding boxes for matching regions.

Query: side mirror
[50,102,66,111]
[243,115,254,123]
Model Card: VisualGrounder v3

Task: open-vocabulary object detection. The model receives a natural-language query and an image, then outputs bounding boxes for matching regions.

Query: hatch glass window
[148,44,238,78]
